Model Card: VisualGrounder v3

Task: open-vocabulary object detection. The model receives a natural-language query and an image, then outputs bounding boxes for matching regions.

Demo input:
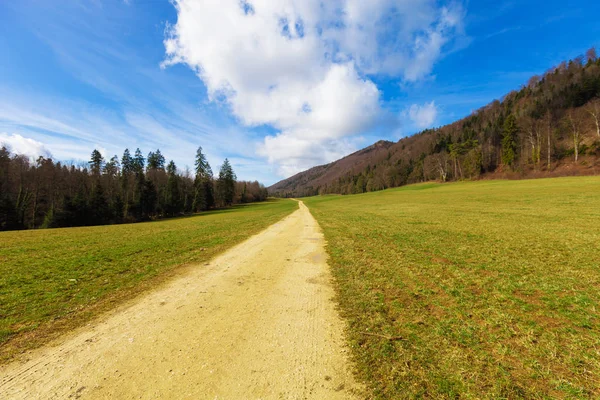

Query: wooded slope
[270,49,600,197]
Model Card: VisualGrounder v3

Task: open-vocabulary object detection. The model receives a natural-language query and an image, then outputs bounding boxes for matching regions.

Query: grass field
[304,177,600,399]
[0,199,296,362]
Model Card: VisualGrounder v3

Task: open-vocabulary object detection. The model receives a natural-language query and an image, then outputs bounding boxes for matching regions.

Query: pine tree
[105,155,120,177]
[217,158,236,207]
[140,179,157,220]
[112,194,124,223]
[90,183,110,225]
[89,149,104,176]
[502,115,519,169]
[147,149,165,171]
[121,149,133,174]
[132,148,146,218]
[133,148,145,175]
[121,149,134,218]
[165,160,181,216]
[193,147,214,211]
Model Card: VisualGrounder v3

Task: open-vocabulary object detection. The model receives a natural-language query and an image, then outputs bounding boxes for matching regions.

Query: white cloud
[0,133,52,159]
[163,0,465,177]
[408,101,438,129]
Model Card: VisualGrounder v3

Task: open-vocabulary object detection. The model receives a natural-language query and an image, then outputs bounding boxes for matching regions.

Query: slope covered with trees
[0,146,268,231]
[270,49,600,197]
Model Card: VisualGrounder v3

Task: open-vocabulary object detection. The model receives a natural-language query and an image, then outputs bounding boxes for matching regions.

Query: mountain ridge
[269,49,600,197]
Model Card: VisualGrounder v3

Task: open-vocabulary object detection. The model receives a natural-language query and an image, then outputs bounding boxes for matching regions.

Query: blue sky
[1,0,599,185]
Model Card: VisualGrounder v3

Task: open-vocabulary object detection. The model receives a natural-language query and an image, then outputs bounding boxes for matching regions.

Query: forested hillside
[0,146,268,230]
[270,48,600,197]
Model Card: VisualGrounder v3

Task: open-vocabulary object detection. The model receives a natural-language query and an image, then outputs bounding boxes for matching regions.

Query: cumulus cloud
[164,0,464,176]
[408,101,438,129]
[0,133,51,159]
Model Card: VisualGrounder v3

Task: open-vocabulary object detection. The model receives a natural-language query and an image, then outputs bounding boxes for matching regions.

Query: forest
[0,146,268,231]
[272,48,600,197]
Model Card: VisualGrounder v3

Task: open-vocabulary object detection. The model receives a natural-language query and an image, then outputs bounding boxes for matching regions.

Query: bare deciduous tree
[585,98,600,138]
[566,110,582,162]
[586,47,597,64]
[520,115,541,168]
[543,111,553,170]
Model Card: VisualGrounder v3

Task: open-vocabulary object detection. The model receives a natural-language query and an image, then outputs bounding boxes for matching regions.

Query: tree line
[274,48,600,197]
[0,146,268,230]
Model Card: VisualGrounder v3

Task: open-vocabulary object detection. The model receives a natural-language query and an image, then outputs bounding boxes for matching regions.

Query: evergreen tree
[193,147,214,211]
[89,149,104,176]
[112,194,124,223]
[121,149,134,218]
[216,158,236,206]
[132,148,146,218]
[203,178,215,210]
[90,183,110,225]
[502,115,519,168]
[165,160,181,216]
[140,179,157,220]
[72,186,90,226]
[0,147,19,230]
[147,149,165,171]
[133,148,145,175]
[105,155,120,177]
[121,149,133,175]
[0,145,269,230]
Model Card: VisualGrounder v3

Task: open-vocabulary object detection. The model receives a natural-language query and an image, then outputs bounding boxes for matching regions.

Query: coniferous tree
[105,156,120,178]
[216,158,236,207]
[112,194,124,223]
[89,150,104,176]
[121,149,134,218]
[165,160,181,216]
[0,144,272,230]
[90,183,110,225]
[147,149,165,171]
[193,147,214,211]
[121,149,133,174]
[133,148,145,175]
[132,148,146,219]
[140,179,157,220]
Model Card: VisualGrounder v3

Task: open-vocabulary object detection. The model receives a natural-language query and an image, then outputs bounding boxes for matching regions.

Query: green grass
[0,199,297,361]
[304,177,600,399]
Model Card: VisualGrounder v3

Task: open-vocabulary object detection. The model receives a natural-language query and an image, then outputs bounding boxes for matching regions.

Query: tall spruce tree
[133,148,145,175]
[121,149,134,217]
[217,158,236,207]
[89,150,104,176]
[147,149,165,171]
[502,115,519,169]
[165,160,181,216]
[193,147,214,211]
[121,149,133,174]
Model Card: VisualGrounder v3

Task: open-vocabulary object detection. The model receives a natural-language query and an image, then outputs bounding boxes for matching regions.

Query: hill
[269,49,600,197]
[268,140,394,195]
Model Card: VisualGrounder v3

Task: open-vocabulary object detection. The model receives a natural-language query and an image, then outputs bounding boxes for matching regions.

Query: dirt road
[0,201,361,399]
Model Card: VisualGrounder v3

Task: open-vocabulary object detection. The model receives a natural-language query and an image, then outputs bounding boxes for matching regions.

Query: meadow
[304,177,600,399]
[0,199,296,362]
